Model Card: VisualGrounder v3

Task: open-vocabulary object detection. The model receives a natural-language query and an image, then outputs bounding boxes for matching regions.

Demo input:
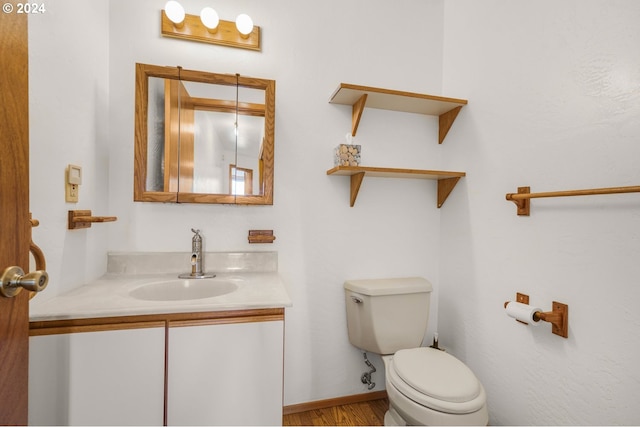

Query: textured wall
[440,1,640,424]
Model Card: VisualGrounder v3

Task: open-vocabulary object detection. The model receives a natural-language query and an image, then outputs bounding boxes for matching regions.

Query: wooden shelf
[327,166,465,208]
[329,83,468,144]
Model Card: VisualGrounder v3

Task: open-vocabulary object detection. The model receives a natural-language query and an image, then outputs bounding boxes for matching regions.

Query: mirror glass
[135,63,275,204]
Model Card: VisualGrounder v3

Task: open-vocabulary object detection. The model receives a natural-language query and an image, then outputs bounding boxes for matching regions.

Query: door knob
[0,266,48,298]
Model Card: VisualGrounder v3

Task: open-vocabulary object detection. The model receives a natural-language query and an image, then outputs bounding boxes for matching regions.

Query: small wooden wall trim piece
[283,390,388,415]
[248,230,276,244]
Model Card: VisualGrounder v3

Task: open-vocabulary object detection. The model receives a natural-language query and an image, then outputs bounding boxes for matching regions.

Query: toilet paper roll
[505,301,541,325]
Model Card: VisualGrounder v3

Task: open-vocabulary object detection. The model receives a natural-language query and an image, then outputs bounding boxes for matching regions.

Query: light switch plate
[65,164,81,203]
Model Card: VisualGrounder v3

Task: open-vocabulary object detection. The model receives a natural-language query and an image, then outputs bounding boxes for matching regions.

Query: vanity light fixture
[161,1,260,51]
[164,0,185,26]
[235,13,253,38]
[200,7,219,32]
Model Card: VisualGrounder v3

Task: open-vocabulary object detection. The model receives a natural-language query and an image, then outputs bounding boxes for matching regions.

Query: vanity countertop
[29,272,292,322]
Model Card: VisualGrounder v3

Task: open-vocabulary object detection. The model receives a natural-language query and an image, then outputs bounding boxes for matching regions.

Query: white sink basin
[129,278,237,301]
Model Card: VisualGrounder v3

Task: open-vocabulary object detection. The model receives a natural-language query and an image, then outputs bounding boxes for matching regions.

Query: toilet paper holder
[504,293,569,338]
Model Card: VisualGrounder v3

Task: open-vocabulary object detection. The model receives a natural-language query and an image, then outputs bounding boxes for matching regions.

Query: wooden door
[0,10,31,426]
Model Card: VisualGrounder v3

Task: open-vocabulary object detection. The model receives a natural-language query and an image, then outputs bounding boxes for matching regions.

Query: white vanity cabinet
[29,308,285,426]
[167,319,284,425]
[29,324,166,425]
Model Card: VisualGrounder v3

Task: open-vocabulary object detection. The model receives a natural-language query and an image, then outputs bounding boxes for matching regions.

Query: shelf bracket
[351,94,368,137]
[437,177,461,208]
[350,172,366,207]
[438,106,462,144]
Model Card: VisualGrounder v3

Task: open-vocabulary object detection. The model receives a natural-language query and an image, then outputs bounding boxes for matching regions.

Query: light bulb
[164,0,185,25]
[200,7,219,31]
[235,13,253,37]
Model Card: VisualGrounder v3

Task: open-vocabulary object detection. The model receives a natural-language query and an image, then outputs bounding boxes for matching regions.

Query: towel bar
[68,210,117,230]
[506,185,640,215]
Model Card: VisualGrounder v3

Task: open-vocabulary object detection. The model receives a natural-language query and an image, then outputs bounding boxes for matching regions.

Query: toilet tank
[344,277,433,355]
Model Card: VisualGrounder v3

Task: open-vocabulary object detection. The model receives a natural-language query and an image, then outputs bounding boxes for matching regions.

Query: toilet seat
[388,348,486,415]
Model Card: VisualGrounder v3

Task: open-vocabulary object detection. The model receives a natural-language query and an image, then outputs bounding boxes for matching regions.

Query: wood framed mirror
[134,63,275,204]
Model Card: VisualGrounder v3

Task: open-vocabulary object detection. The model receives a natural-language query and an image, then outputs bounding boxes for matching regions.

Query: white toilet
[344,277,488,426]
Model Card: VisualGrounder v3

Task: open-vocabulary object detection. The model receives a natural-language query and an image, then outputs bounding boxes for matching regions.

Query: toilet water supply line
[361,352,376,390]
[359,333,442,389]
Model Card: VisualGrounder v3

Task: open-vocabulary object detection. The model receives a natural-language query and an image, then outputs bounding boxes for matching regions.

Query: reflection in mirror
[134,63,275,204]
[230,165,254,195]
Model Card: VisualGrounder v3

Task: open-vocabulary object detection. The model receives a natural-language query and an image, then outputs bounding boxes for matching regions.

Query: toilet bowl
[382,349,488,425]
[343,277,488,426]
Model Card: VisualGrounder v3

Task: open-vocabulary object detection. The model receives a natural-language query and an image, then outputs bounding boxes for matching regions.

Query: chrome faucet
[190,228,203,275]
[179,228,215,279]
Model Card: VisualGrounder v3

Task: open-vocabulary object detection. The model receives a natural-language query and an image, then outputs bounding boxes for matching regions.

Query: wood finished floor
[283,398,388,426]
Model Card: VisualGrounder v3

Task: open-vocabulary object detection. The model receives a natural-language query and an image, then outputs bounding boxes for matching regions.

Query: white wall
[30,0,446,406]
[29,0,111,295]
[440,1,640,424]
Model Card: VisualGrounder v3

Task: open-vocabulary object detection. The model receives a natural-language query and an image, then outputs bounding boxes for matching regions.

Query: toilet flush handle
[350,295,363,304]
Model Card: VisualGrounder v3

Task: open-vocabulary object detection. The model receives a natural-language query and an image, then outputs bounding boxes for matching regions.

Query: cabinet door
[167,320,284,426]
[29,326,165,426]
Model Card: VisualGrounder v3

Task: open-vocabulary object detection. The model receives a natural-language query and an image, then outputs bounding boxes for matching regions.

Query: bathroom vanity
[28,252,290,426]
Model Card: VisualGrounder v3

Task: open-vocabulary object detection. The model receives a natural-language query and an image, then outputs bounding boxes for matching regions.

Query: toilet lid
[392,347,481,404]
